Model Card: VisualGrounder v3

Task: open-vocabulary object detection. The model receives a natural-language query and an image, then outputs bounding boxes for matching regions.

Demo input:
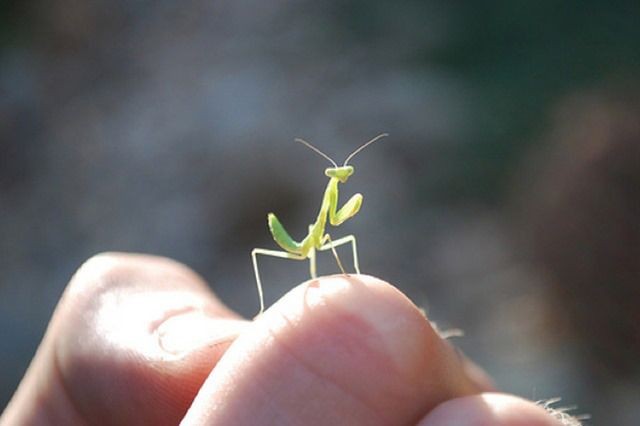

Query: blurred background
[2,1,640,423]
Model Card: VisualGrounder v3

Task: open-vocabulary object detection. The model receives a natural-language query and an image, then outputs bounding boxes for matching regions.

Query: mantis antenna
[294,138,338,167]
[343,133,388,166]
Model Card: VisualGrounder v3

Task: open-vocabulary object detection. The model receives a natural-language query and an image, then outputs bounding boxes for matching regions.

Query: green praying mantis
[251,133,388,313]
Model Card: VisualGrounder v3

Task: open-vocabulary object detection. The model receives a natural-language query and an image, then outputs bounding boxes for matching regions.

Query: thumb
[1,253,248,426]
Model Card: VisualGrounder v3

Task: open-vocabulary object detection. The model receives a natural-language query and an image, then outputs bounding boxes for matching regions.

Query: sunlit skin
[251,134,388,313]
[1,253,570,425]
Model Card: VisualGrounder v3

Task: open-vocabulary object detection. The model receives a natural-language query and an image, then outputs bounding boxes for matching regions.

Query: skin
[1,252,566,425]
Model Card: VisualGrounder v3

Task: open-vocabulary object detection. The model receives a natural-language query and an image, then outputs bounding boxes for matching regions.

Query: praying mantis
[251,133,388,313]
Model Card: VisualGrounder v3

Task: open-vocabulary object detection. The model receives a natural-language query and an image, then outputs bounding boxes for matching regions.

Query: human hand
[1,253,565,425]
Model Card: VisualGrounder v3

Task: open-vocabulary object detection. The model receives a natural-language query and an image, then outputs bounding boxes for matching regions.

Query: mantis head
[295,133,388,183]
[325,166,354,183]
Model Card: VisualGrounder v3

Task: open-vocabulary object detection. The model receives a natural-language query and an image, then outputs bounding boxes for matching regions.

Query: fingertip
[303,274,442,372]
[419,393,564,426]
[183,274,487,425]
[291,274,493,394]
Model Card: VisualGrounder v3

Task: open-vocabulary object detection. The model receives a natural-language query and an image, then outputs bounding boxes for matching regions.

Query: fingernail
[157,312,249,354]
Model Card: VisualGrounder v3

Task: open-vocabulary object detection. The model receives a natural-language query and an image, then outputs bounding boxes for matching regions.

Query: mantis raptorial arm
[329,191,363,226]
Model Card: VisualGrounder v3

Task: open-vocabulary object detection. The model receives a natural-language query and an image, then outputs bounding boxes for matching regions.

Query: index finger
[182,274,492,425]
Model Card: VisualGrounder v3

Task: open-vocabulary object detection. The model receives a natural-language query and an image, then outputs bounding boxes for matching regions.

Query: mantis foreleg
[329,191,363,226]
[268,213,304,254]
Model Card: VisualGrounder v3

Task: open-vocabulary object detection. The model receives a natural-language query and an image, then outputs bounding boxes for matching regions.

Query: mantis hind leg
[320,234,347,275]
[318,234,360,275]
[252,248,306,315]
